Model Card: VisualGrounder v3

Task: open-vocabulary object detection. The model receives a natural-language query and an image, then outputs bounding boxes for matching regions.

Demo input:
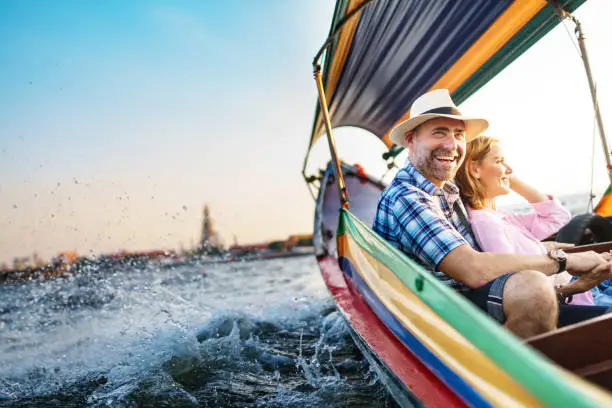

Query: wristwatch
[548,249,568,274]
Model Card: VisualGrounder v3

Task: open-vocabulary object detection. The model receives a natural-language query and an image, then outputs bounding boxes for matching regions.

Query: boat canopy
[305,0,587,172]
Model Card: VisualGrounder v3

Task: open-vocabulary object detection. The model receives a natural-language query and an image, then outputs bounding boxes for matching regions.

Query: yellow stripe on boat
[338,232,544,407]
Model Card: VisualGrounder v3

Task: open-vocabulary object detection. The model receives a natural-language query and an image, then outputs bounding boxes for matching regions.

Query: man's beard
[411,147,463,183]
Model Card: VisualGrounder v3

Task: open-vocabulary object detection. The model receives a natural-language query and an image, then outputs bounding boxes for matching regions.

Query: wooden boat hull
[317,255,463,407]
[313,163,612,407]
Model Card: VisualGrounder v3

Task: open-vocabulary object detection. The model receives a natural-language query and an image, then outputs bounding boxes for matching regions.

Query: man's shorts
[462,272,611,327]
[462,273,511,323]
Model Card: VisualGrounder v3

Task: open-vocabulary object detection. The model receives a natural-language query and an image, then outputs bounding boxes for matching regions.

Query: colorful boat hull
[314,165,612,406]
[307,1,612,405]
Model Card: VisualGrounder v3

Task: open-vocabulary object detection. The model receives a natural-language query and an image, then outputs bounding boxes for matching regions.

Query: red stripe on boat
[318,255,465,407]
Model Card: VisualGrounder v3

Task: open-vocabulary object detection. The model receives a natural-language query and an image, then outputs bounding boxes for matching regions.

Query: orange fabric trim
[381,0,547,147]
[312,0,366,145]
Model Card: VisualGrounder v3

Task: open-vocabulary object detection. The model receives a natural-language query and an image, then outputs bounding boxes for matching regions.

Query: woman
[454,135,594,305]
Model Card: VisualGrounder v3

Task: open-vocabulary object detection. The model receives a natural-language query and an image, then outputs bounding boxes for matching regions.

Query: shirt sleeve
[503,197,571,240]
[391,194,468,270]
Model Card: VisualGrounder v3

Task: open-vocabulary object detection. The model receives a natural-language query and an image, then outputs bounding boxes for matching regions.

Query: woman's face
[471,143,513,199]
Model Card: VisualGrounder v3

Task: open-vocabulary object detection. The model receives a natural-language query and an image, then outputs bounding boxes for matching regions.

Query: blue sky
[0,0,334,263]
[1,0,612,264]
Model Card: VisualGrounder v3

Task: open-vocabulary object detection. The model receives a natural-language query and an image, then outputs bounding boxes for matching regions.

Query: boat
[304,1,612,406]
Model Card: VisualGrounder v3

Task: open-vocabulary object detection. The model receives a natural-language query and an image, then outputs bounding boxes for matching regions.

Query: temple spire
[198,204,222,254]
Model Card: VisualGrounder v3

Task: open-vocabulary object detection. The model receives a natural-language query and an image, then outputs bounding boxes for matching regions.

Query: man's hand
[559,261,612,296]
[542,241,575,251]
[566,251,609,276]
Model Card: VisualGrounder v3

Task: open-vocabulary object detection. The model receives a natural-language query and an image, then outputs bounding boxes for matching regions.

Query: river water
[0,256,397,407]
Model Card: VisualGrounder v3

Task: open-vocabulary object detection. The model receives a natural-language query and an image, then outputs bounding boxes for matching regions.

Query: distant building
[228,233,314,256]
[286,234,314,249]
[229,242,270,256]
[12,256,29,271]
[32,252,46,268]
[197,204,223,254]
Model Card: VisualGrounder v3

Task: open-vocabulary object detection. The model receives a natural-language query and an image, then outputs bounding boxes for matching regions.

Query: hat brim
[389,114,489,147]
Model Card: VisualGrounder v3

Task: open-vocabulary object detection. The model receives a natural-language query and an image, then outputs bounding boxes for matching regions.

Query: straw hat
[389,89,489,146]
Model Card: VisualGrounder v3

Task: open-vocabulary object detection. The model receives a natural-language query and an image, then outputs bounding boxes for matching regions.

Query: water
[0,256,398,407]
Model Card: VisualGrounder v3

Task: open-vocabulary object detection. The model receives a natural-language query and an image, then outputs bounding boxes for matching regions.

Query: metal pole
[303,0,374,197]
[312,0,374,67]
[313,64,349,209]
[566,11,612,184]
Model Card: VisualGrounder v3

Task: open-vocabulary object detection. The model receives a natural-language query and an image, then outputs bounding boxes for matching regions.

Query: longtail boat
[304,1,612,406]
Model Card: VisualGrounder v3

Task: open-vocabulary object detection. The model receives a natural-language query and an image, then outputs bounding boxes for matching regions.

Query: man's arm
[388,193,606,288]
[558,261,612,296]
[439,244,606,289]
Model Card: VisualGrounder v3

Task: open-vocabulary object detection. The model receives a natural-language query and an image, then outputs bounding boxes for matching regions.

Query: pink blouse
[468,198,570,256]
[468,198,594,305]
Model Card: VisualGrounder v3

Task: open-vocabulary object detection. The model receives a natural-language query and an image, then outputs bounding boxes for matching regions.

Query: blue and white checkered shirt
[372,161,478,291]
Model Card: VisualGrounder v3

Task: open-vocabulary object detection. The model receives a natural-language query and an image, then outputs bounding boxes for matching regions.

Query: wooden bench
[565,241,612,254]
[526,241,612,389]
[527,309,612,389]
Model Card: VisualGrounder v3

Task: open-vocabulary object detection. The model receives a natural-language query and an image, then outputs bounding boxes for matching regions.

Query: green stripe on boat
[341,208,605,408]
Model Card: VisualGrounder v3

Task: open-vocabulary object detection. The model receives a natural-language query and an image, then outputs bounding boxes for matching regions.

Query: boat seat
[526,313,612,390]
[526,240,612,390]
[564,240,612,254]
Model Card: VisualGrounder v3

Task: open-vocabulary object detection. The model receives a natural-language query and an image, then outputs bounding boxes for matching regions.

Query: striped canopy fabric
[306,0,587,168]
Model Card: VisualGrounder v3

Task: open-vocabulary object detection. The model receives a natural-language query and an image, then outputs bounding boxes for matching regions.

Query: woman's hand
[566,251,610,277]
[508,174,549,203]
[559,261,612,295]
[542,241,575,251]
[508,173,518,189]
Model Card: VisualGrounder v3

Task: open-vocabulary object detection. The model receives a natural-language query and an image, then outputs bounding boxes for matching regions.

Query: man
[373,89,611,338]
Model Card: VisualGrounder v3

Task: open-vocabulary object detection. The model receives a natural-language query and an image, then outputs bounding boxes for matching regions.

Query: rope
[588,109,597,212]
[560,18,582,58]
[556,9,599,212]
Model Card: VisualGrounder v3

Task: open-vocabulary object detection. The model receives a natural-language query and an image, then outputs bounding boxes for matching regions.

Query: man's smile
[433,153,460,167]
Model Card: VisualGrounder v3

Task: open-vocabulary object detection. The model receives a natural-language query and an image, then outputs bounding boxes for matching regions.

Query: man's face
[404,117,466,187]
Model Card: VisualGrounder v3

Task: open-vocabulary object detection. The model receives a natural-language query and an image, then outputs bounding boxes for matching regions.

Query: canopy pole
[553,3,612,184]
[573,15,612,184]
[303,0,374,201]
[308,0,376,208]
[313,64,349,209]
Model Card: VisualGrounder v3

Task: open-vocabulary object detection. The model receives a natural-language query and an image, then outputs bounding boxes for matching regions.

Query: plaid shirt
[372,161,478,291]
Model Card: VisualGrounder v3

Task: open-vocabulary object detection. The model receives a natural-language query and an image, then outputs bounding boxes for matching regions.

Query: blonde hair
[455,135,499,210]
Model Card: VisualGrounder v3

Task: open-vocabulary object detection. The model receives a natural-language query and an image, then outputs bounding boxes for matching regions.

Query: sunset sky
[2,0,612,264]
